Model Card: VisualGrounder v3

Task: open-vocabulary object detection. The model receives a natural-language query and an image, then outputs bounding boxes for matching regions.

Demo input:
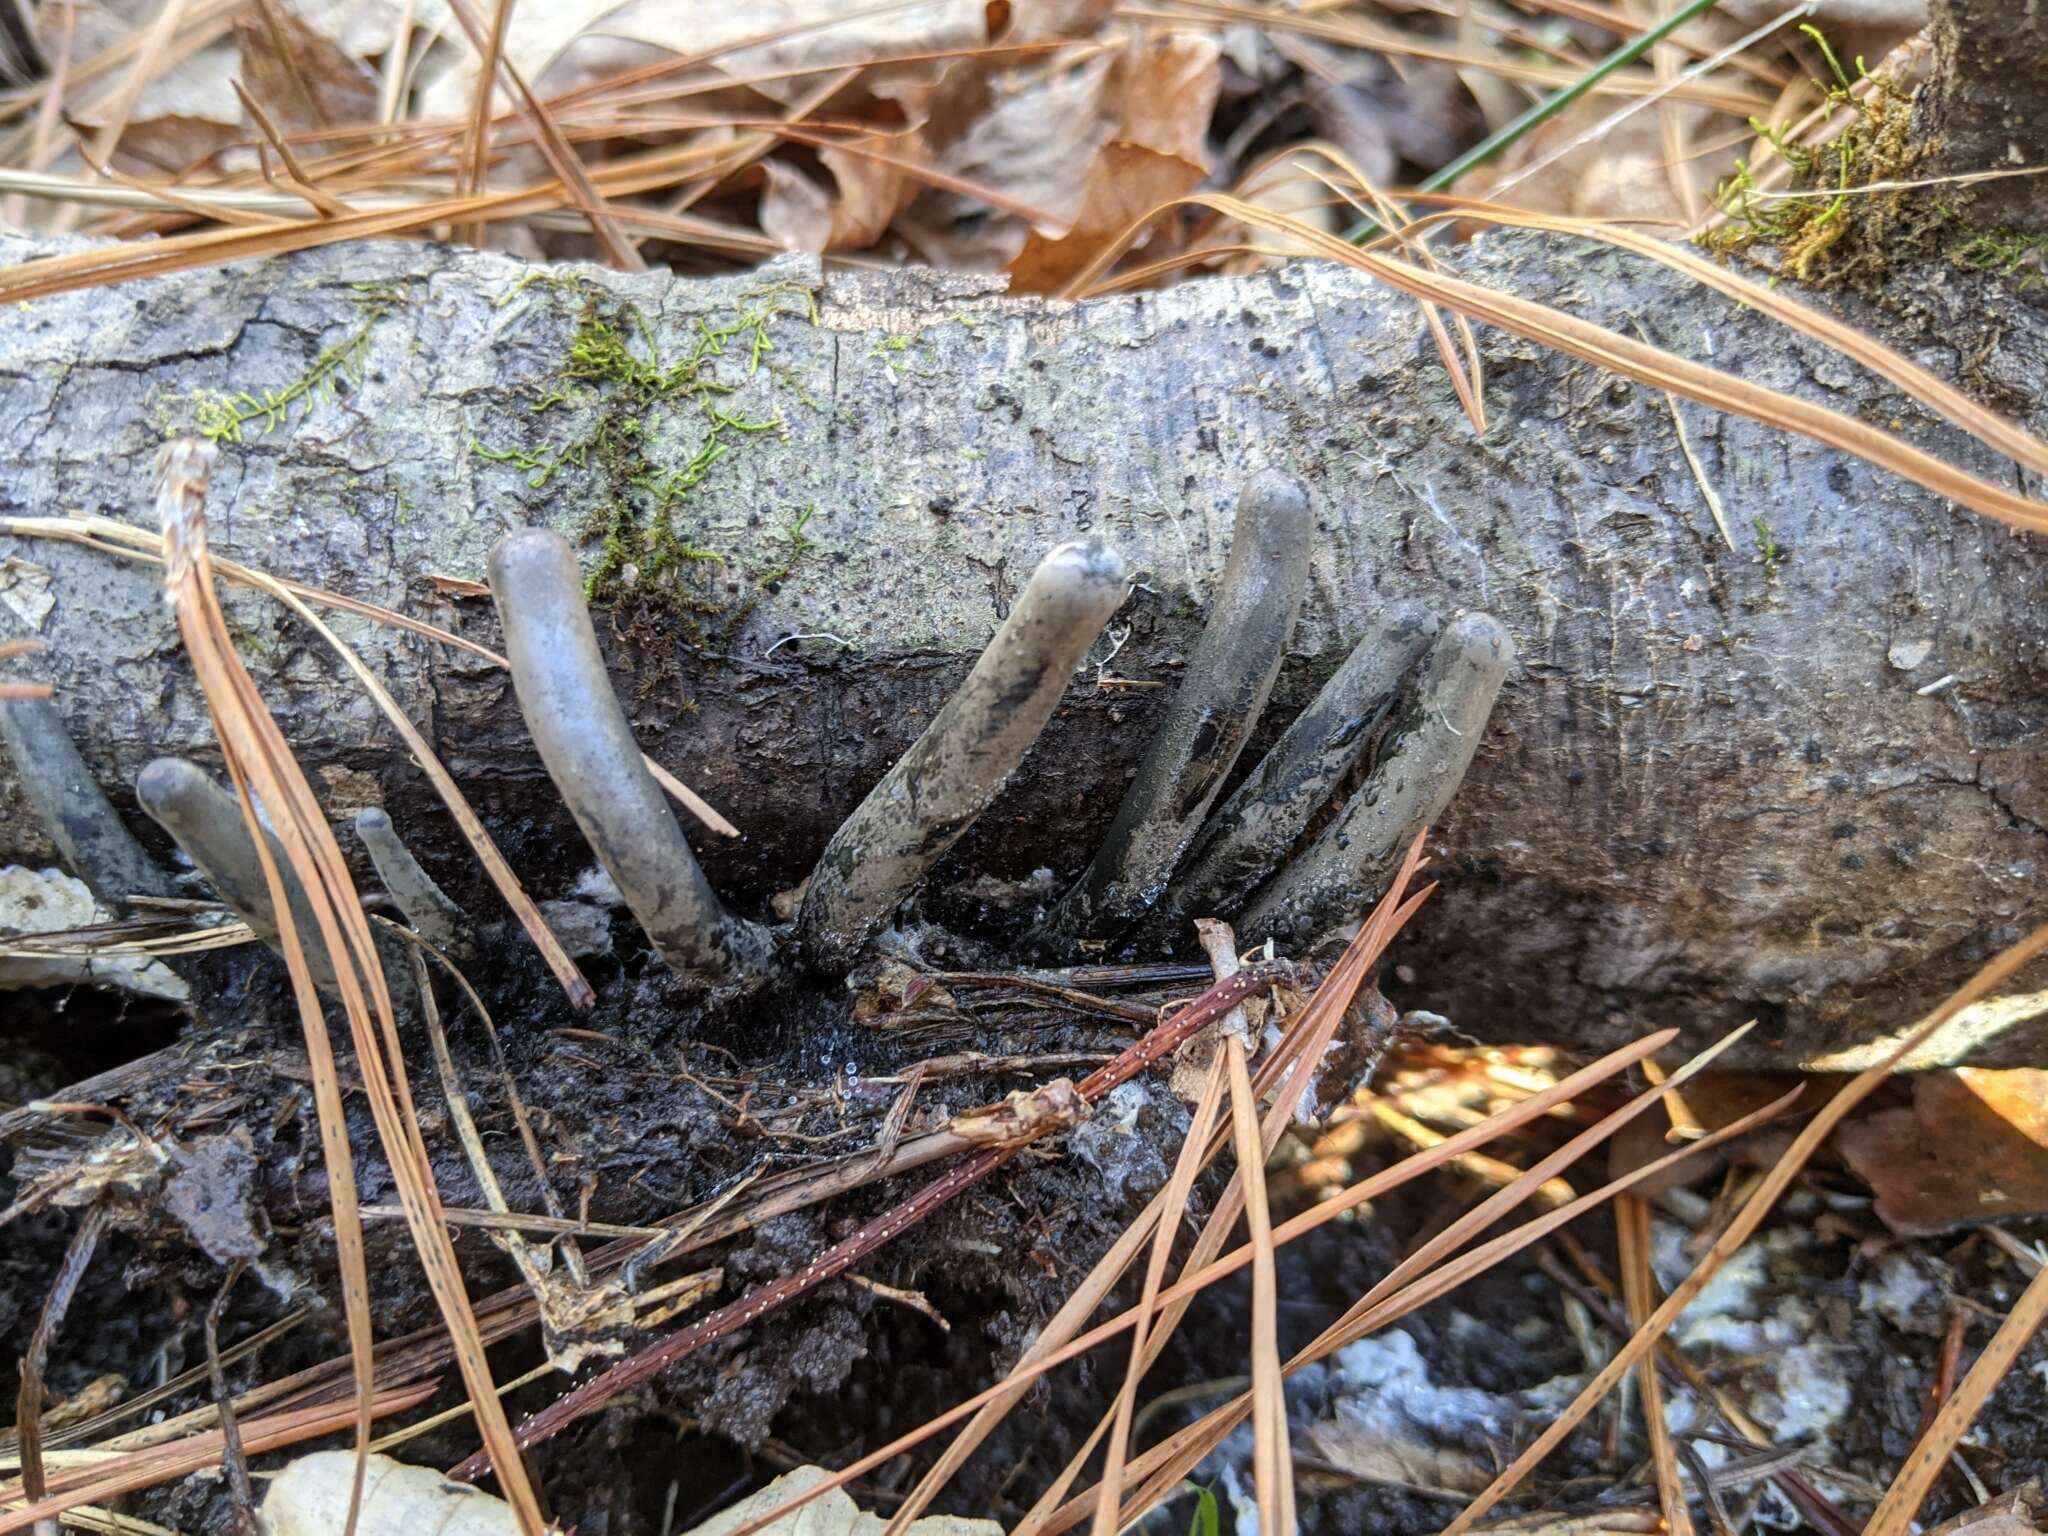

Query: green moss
[1953,229,2048,289]
[193,284,399,443]
[1701,28,2045,292]
[470,277,818,656]
[1699,31,1925,287]
[1752,513,1783,582]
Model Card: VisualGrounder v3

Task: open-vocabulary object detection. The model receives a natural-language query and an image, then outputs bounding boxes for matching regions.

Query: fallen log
[0,229,2044,1067]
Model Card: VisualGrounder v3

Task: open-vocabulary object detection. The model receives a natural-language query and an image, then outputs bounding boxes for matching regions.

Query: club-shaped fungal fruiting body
[0,692,173,912]
[354,807,477,966]
[135,756,341,994]
[1130,601,1444,951]
[1238,610,1513,948]
[489,527,780,991]
[3,482,1510,1015]
[796,538,1129,972]
[1035,472,1314,950]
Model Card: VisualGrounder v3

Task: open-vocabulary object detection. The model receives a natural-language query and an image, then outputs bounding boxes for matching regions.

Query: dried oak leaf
[1007,32,1219,295]
[1836,1067,2048,1234]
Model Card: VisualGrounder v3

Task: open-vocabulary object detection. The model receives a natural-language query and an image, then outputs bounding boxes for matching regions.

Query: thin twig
[203,1262,258,1536]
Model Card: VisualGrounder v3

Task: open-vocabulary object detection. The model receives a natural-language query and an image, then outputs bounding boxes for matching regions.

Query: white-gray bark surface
[2,231,2044,1066]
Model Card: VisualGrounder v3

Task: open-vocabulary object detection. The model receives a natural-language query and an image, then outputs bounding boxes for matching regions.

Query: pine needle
[1066,193,2048,534]
[1227,1032,1294,1535]
[1089,1055,1229,1536]
[1864,1259,2048,1532]
[1436,917,2048,1533]
[150,439,548,1536]
[1617,1193,1694,1536]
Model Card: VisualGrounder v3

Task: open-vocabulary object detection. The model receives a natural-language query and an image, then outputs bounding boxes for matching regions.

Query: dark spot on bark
[929,497,956,518]
[1841,853,1866,869]
[1832,821,1859,839]
[1802,738,1824,763]
[1828,463,1853,496]
[1752,999,1788,1046]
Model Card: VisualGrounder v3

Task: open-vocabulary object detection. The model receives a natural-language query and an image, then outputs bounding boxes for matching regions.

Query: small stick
[447,962,1284,1481]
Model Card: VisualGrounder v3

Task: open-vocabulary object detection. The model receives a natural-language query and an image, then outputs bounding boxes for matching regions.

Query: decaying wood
[0,231,2045,1065]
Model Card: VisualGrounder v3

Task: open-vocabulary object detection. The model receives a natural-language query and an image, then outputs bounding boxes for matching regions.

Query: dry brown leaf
[263,1451,519,1536]
[1836,1068,2048,1234]
[1918,1482,2046,1535]
[688,1466,1001,1535]
[1300,1378,1496,1494]
[234,4,380,133]
[65,28,243,175]
[898,47,1115,266]
[419,0,984,119]
[1010,140,1197,292]
[1115,27,1216,167]
[761,129,921,253]
[1007,32,1216,292]
[1604,1069,1835,1196]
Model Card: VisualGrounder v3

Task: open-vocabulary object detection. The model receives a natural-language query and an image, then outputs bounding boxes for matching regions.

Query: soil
[4,892,2045,1533]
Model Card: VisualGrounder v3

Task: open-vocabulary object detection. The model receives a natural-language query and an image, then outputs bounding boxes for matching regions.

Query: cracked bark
[1,231,2045,1067]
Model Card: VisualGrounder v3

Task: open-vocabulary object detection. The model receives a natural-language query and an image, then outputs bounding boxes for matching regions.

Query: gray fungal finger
[354,808,477,965]
[135,756,339,993]
[1,695,172,910]
[1132,602,1442,950]
[1037,472,1313,948]
[489,528,777,988]
[1238,610,1513,949]
[796,539,1129,973]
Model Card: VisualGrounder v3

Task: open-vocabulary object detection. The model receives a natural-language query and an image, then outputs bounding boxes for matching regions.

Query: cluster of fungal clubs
[1,474,1512,1005]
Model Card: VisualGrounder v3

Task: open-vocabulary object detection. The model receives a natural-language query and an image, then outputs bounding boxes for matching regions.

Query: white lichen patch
[1860,1246,1947,1335]
[1650,1219,1853,1458]
[570,863,625,906]
[0,865,187,1000]
[1069,1081,1182,1203]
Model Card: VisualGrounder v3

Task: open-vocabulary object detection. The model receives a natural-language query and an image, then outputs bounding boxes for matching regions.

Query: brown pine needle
[1090,1054,1230,1536]
[440,0,643,270]
[1393,198,2048,483]
[1052,1019,1767,1531]
[742,1034,1764,1536]
[891,835,1435,1534]
[1865,1259,2048,1533]
[229,79,354,218]
[1279,148,1486,435]
[1071,1087,1803,1536]
[1617,1193,1693,1536]
[0,1382,436,1534]
[0,511,735,842]
[1435,918,2048,1534]
[1067,194,2048,535]
[151,440,547,1536]
[1228,1031,1295,1535]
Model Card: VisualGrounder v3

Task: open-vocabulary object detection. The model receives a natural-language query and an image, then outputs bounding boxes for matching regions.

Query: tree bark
[1915,0,2048,232]
[1,230,2045,1067]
